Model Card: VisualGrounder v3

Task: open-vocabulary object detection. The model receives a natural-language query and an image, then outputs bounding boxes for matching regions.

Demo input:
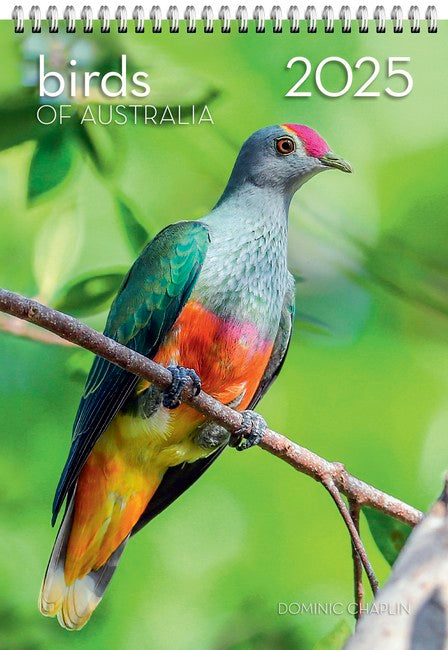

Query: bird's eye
[275,137,296,155]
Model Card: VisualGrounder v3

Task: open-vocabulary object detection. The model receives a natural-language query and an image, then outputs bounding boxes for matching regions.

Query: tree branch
[0,288,422,530]
[349,500,365,620]
[346,477,448,649]
[322,475,378,596]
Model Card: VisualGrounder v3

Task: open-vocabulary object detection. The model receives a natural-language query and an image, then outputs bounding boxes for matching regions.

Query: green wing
[132,275,296,533]
[52,221,210,523]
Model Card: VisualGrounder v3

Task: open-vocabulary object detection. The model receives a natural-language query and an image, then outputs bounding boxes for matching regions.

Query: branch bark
[0,287,422,532]
[322,475,379,595]
[349,500,365,621]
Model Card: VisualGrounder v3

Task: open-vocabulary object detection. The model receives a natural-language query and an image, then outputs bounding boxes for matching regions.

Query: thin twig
[321,475,379,596]
[0,288,423,529]
[349,500,364,620]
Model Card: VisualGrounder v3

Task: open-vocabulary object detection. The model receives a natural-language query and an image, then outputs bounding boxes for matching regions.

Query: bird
[39,124,352,630]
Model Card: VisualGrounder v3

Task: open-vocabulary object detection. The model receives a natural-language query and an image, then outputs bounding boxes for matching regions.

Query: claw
[229,410,267,451]
[163,365,202,410]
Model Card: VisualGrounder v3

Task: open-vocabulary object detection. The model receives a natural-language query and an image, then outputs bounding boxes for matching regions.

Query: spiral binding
[12,4,438,34]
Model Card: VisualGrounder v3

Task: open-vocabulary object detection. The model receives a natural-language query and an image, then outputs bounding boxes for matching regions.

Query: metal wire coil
[12,4,439,34]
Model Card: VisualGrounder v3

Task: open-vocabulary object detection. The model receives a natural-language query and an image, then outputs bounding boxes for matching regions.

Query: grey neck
[214,178,293,216]
[195,182,291,338]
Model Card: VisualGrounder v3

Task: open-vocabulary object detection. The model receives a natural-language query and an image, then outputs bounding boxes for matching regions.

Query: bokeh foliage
[0,19,447,650]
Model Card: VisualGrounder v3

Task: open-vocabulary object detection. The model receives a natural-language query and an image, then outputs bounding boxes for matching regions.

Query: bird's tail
[39,497,128,631]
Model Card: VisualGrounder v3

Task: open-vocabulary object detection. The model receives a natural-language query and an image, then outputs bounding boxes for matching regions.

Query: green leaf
[76,119,119,176]
[66,348,93,383]
[296,311,332,337]
[33,207,84,304]
[54,269,126,317]
[0,96,45,152]
[116,195,149,255]
[363,507,412,566]
[28,131,75,201]
[314,620,352,650]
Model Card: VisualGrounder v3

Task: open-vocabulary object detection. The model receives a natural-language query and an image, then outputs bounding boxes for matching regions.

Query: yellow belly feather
[65,403,212,582]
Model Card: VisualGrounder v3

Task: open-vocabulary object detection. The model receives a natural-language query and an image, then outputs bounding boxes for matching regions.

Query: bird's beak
[319,151,353,173]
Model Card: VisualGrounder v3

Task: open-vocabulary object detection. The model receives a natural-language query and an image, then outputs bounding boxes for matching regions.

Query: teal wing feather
[132,275,296,533]
[52,221,210,524]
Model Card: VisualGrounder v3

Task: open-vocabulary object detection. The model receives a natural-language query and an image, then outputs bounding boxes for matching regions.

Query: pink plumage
[282,124,329,158]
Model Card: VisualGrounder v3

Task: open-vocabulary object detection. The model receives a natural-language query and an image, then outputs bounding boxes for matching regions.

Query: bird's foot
[229,410,267,451]
[163,365,201,409]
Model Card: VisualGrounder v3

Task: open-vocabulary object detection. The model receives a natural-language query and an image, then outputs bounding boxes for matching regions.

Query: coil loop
[391,5,403,32]
[288,6,299,32]
[115,5,127,32]
[64,5,75,32]
[219,5,231,33]
[99,5,110,33]
[270,6,282,33]
[10,4,440,35]
[339,6,351,32]
[47,5,58,32]
[30,5,42,33]
[322,6,334,32]
[305,6,317,33]
[254,6,265,32]
[185,6,196,32]
[356,5,368,32]
[12,6,24,33]
[426,5,437,32]
[202,5,213,32]
[167,6,179,32]
[409,5,420,32]
[150,6,162,33]
[373,5,385,32]
[81,5,93,33]
[236,6,248,33]
[133,6,144,32]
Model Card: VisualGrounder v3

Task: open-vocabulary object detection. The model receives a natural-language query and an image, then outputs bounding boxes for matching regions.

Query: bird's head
[229,124,352,194]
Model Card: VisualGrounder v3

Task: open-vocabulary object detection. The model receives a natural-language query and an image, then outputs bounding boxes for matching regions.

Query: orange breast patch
[153,299,274,408]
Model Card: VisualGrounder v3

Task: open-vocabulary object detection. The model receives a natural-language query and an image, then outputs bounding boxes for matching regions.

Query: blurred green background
[0,19,447,650]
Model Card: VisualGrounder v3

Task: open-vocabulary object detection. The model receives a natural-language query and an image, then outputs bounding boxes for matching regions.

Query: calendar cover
[0,5,446,649]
